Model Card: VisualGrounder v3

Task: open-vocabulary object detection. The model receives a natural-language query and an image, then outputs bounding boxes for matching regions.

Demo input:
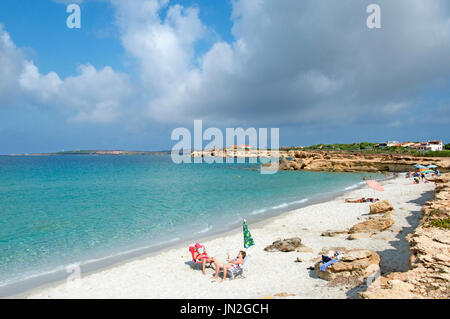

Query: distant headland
[8,150,171,156]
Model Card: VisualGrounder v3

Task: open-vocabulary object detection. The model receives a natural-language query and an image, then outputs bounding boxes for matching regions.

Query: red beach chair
[189,244,214,269]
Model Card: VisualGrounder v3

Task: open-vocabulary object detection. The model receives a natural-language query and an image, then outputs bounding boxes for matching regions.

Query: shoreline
[16,174,435,299]
[2,174,375,298]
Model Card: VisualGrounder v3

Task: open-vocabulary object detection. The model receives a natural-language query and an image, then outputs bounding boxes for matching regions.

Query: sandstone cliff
[278,150,450,173]
[191,149,450,173]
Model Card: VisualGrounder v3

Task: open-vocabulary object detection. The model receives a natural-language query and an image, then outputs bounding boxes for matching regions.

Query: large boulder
[294,151,308,159]
[279,158,290,170]
[264,237,312,252]
[349,215,394,234]
[369,200,394,214]
[359,279,420,299]
[288,160,302,170]
[315,248,380,282]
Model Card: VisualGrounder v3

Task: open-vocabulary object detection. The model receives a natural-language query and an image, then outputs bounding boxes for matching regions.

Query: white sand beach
[25,177,435,299]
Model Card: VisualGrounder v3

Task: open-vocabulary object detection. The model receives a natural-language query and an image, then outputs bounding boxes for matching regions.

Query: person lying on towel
[345,197,379,203]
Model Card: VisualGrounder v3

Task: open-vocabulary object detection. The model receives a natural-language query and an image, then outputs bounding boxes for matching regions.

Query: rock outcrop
[277,150,450,173]
[348,214,395,234]
[264,237,312,253]
[279,158,303,171]
[360,173,450,299]
[369,200,394,214]
[192,149,450,173]
[314,248,380,282]
[360,279,420,299]
[321,210,395,240]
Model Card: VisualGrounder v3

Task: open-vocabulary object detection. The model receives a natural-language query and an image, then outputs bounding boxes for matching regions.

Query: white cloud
[0,24,23,105]
[19,61,63,104]
[1,0,450,130]
[112,0,206,93]
[110,0,450,127]
[0,26,131,123]
[61,64,131,123]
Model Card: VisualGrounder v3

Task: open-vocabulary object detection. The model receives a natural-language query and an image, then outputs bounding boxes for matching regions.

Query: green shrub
[296,143,450,157]
[422,150,450,157]
[429,218,450,229]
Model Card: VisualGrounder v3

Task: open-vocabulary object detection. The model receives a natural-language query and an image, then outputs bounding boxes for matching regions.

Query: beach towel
[320,259,339,271]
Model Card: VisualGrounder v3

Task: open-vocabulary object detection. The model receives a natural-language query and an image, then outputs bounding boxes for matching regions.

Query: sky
[0,0,449,154]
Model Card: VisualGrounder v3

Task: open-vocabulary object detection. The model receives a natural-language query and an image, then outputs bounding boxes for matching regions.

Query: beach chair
[188,245,214,270]
[226,254,251,279]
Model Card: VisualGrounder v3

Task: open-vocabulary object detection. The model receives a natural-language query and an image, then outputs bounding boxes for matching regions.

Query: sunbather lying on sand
[211,250,246,282]
[345,197,379,203]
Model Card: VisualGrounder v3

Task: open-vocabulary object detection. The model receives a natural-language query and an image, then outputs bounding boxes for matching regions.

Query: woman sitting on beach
[211,250,246,282]
[191,243,216,275]
[345,197,379,203]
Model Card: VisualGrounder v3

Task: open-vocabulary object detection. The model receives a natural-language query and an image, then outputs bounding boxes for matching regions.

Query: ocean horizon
[0,155,380,294]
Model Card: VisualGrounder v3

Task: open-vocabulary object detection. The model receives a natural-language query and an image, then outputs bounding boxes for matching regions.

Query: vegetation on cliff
[287,143,450,157]
[428,218,450,230]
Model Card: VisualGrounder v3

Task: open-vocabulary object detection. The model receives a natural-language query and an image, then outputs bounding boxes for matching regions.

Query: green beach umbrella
[243,219,255,249]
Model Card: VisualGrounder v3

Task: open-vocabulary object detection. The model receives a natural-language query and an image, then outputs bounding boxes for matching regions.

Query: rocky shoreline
[360,173,450,299]
[191,149,450,173]
[278,150,450,173]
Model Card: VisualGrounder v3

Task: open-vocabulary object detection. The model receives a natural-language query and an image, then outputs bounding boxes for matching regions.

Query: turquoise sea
[0,155,378,293]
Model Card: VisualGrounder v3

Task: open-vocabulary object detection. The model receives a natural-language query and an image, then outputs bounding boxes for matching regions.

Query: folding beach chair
[226,254,251,279]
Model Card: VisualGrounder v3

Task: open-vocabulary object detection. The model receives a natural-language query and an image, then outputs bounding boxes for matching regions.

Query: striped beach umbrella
[243,219,255,249]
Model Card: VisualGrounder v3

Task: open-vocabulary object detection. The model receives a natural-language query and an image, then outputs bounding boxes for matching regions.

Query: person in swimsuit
[345,197,366,203]
[345,198,379,203]
[192,243,216,275]
[211,250,246,282]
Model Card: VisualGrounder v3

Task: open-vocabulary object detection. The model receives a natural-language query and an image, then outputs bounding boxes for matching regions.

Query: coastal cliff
[192,149,450,172]
[360,173,450,299]
[278,150,450,173]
